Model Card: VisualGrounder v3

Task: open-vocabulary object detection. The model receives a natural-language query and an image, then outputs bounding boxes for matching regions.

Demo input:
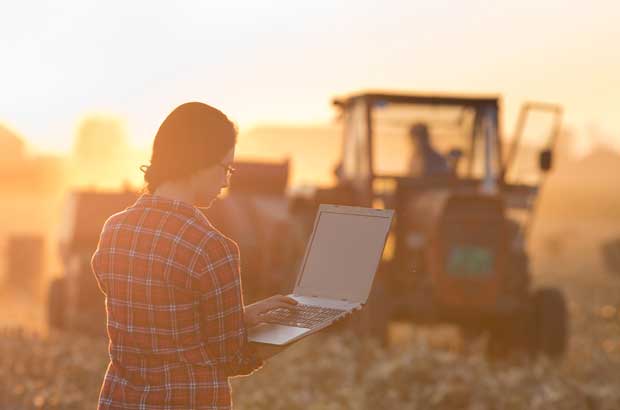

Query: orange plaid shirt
[91,194,262,410]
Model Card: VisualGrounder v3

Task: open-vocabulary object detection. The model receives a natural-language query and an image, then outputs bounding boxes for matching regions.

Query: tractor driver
[408,122,451,177]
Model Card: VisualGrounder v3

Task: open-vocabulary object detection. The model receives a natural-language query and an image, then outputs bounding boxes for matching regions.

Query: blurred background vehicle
[46,162,299,334]
[602,237,620,276]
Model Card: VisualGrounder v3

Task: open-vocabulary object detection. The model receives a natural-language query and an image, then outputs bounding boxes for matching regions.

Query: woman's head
[141,102,237,207]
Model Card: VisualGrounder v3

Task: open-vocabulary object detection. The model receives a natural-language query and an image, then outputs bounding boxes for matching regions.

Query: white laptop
[248,204,394,345]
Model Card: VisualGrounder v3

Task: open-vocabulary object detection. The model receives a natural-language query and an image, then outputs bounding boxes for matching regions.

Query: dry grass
[1,262,619,410]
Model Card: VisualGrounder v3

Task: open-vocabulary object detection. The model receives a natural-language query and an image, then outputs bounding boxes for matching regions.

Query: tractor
[292,91,568,358]
[47,166,298,335]
[48,190,140,334]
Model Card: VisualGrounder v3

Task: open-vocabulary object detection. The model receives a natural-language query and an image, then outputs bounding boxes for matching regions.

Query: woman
[91,102,297,409]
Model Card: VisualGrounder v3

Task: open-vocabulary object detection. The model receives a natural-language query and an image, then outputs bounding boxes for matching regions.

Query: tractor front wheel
[529,287,568,359]
[486,312,531,360]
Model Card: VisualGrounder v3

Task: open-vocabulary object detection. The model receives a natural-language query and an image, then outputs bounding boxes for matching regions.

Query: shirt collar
[132,194,210,224]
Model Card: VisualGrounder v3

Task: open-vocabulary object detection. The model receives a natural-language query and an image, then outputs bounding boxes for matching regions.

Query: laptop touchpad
[248,323,309,345]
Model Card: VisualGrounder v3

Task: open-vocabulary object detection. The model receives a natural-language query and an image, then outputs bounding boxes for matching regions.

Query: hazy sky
[1,0,619,154]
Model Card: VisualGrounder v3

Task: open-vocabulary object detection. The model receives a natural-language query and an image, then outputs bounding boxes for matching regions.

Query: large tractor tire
[486,311,532,360]
[529,288,568,359]
[47,277,67,331]
[602,237,620,275]
[264,218,307,295]
[350,274,391,345]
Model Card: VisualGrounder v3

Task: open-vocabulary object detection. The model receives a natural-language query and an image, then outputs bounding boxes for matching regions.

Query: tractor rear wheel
[529,288,568,359]
[47,277,67,331]
[350,275,391,345]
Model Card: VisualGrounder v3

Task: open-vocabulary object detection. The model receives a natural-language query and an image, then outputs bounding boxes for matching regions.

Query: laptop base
[248,323,309,345]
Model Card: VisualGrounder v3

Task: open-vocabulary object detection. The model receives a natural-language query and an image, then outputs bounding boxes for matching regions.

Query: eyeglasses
[218,162,236,179]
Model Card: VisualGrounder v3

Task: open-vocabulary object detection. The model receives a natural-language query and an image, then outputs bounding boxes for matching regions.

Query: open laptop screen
[295,205,393,304]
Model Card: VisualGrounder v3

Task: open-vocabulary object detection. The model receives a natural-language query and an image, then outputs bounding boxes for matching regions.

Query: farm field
[1,261,619,410]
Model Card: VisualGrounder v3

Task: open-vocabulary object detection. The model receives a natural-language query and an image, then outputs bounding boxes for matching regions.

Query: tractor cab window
[371,101,495,180]
[341,99,371,191]
[504,105,560,186]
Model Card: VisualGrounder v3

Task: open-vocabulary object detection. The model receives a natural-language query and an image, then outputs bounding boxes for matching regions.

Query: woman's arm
[198,236,263,377]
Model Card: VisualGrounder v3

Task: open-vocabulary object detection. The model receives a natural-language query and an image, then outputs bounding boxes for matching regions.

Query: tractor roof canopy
[333,91,502,182]
[333,91,500,110]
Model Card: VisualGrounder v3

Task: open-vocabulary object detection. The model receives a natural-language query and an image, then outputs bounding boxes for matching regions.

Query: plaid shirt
[91,194,262,410]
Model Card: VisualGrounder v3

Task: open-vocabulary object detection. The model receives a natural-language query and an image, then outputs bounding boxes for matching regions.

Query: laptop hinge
[310,295,352,303]
[292,294,361,310]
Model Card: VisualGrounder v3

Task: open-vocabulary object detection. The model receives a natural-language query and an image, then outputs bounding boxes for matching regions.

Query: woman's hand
[244,294,298,328]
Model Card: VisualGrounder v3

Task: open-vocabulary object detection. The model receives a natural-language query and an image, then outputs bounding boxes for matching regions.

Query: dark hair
[140,102,237,194]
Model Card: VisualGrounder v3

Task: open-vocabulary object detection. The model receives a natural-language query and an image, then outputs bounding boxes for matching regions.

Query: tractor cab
[332,92,559,207]
[330,93,561,259]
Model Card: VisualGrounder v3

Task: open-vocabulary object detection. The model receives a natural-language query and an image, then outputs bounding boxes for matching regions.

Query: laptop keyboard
[261,304,347,329]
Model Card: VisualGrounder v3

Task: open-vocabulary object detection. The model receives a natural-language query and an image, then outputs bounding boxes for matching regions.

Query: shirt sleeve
[197,234,263,377]
[90,223,112,295]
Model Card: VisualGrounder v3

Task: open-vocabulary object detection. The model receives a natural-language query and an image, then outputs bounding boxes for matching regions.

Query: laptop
[248,204,394,345]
